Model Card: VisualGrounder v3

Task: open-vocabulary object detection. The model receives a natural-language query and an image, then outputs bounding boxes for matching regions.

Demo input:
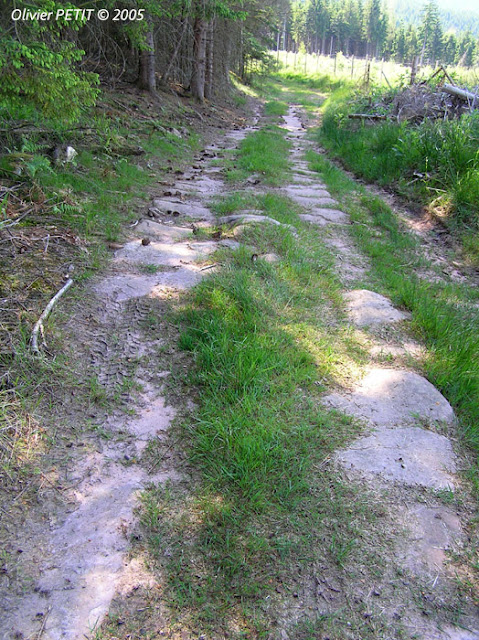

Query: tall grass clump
[264,100,288,116]
[319,86,479,242]
[177,259,320,510]
[233,126,291,185]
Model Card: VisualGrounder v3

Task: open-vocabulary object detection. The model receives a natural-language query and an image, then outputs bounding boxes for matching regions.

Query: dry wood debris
[350,68,479,124]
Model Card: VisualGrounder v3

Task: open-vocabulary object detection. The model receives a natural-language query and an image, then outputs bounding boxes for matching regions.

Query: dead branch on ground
[30,279,74,355]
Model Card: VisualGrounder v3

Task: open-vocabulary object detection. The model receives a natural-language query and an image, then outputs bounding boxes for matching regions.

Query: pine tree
[443,32,457,65]
[456,31,476,67]
[419,0,443,64]
[362,0,387,58]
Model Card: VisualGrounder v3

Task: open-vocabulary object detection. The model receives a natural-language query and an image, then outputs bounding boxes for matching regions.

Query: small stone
[65,146,77,162]
[141,238,151,246]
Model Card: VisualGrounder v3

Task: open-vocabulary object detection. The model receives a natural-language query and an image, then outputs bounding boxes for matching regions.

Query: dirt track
[1,104,478,640]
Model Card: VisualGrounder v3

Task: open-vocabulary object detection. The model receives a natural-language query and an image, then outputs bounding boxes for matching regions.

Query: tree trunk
[161,18,188,85]
[239,24,245,79]
[138,20,156,94]
[204,20,214,100]
[191,16,207,102]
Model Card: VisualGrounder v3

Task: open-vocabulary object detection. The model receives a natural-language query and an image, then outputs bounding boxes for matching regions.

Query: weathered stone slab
[283,185,330,198]
[114,240,216,267]
[226,130,248,142]
[260,253,280,263]
[336,425,457,489]
[300,209,349,225]
[152,198,213,220]
[94,269,203,302]
[218,239,241,249]
[292,162,310,170]
[344,289,410,327]
[135,220,192,241]
[323,368,455,427]
[293,170,319,177]
[400,504,462,573]
[289,195,338,208]
[282,112,304,131]
[174,176,223,194]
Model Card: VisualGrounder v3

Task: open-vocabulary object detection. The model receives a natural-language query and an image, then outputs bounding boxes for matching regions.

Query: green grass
[318,83,479,261]
[275,51,479,92]
[38,155,150,242]
[0,390,44,489]
[264,100,288,116]
[307,151,479,457]
[225,125,291,185]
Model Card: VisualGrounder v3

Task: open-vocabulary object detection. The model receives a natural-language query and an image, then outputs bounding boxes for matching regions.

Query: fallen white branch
[441,83,477,102]
[30,278,74,355]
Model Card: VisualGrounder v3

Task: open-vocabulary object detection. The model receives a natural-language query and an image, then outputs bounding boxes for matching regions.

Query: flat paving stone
[288,195,338,208]
[152,198,213,220]
[344,289,410,326]
[260,252,280,263]
[135,220,192,241]
[293,163,310,170]
[93,270,203,302]
[218,239,241,249]
[283,185,330,198]
[300,209,349,225]
[323,368,456,427]
[336,425,457,489]
[174,176,223,194]
[401,503,462,574]
[294,170,319,177]
[114,240,216,267]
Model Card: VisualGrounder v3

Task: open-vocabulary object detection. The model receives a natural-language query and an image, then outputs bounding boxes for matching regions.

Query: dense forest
[286,0,479,67]
[0,0,478,129]
[391,0,479,37]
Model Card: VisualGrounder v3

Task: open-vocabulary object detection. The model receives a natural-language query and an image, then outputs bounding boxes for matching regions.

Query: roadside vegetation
[318,80,479,262]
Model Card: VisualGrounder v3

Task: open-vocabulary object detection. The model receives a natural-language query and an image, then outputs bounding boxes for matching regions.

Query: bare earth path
[1,103,478,640]
[0,112,260,640]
